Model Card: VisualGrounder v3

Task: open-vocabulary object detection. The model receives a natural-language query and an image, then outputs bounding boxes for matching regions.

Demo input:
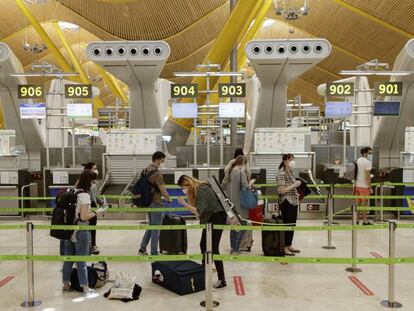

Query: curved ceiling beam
[333,0,413,38]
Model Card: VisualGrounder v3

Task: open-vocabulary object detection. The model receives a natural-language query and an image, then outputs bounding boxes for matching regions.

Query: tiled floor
[0,218,413,311]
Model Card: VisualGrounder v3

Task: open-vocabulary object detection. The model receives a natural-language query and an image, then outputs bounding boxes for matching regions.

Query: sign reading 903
[218,83,246,98]
[326,82,355,97]
[171,84,198,98]
[65,84,92,99]
[18,85,43,99]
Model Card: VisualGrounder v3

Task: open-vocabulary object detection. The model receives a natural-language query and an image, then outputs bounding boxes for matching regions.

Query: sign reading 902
[171,84,198,98]
[65,84,92,99]
[18,85,43,99]
[218,83,246,98]
[374,82,403,97]
[326,82,355,97]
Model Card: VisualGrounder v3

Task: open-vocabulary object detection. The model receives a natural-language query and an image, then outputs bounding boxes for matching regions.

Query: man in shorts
[355,147,373,225]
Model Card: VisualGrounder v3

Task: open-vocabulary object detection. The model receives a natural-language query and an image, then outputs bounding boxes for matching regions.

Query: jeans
[280,199,298,247]
[89,215,97,247]
[200,212,227,282]
[62,230,91,288]
[230,220,246,252]
[140,202,164,255]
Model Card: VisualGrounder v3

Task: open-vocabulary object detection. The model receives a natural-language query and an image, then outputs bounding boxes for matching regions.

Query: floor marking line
[0,276,14,288]
[348,276,374,296]
[370,252,383,258]
[233,276,245,296]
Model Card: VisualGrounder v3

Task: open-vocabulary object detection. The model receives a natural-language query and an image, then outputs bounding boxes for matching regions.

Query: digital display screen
[373,101,400,116]
[171,103,198,118]
[67,103,93,119]
[219,102,245,118]
[325,101,352,118]
[19,103,46,119]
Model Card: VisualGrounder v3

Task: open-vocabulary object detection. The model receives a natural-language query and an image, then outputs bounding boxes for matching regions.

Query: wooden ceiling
[0,0,413,108]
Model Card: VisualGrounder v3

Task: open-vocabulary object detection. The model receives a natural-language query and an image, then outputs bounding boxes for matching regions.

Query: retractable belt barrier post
[322,189,336,250]
[21,222,41,308]
[345,205,362,273]
[381,221,402,309]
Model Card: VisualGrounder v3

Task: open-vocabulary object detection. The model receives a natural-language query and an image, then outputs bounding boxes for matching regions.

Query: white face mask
[288,160,296,169]
[159,162,165,169]
[367,154,373,162]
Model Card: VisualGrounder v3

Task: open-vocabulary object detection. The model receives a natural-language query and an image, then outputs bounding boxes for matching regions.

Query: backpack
[131,169,158,207]
[50,189,85,240]
[343,160,358,182]
[70,262,109,292]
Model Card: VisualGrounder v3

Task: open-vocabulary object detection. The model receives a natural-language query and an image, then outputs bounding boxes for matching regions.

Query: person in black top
[177,175,227,291]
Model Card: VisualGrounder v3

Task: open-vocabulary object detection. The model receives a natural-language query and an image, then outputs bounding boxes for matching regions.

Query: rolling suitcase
[239,230,253,252]
[262,217,285,257]
[159,214,187,254]
[152,261,205,295]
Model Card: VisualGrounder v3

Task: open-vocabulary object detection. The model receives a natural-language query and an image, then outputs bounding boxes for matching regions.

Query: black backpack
[50,189,85,240]
[131,169,158,207]
[70,262,109,292]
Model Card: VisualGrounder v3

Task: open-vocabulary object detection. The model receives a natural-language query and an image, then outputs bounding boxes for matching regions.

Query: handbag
[239,171,258,209]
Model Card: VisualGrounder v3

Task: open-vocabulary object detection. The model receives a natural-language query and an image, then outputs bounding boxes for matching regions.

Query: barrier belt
[396,224,414,229]
[213,224,388,231]
[214,255,414,265]
[0,224,25,230]
[0,207,189,213]
[333,195,414,200]
[357,207,414,212]
[0,254,203,262]
[33,224,205,231]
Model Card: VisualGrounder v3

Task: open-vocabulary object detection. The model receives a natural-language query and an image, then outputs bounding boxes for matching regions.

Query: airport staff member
[355,147,374,225]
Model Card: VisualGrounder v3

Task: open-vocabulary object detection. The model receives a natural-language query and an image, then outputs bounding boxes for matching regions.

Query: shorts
[355,187,370,203]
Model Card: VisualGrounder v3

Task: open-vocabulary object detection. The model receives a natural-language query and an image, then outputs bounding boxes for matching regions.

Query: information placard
[67,103,93,119]
[373,101,400,116]
[326,82,354,97]
[65,84,92,99]
[171,103,198,118]
[325,101,352,118]
[218,83,246,98]
[171,84,198,98]
[19,103,46,119]
[374,82,403,97]
[18,85,43,99]
[219,102,245,118]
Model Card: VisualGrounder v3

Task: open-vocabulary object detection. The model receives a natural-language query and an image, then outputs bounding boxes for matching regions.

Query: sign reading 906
[326,82,355,97]
[65,84,92,99]
[18,85,44,99]
[218,83,246,98]
[171,84,198,98]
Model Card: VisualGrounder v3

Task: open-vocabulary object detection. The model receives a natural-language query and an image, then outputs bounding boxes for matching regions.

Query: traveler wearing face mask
[277,154,302,256]
[80,162,102,254]
[355,147,374,225]
[138,151,172,256]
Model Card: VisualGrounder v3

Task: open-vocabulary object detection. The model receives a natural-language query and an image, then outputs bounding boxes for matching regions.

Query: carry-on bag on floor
[159,214,188,254]
[262,217,285,257]
[152,261,205,295]
[240,230,253,252]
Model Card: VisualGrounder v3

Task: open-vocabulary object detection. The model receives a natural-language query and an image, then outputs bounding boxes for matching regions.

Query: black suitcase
[152,261,205,295]
[159,214,187,254]
[262,217,285,257]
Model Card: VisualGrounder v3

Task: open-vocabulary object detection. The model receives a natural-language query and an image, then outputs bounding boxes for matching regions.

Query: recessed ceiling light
[58,21,80,31]
[262,19,276,28]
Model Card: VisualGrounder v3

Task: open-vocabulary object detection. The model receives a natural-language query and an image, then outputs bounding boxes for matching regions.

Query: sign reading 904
[65,84,92,99]
[326,82,355,97]
[171,84,198,98]
[18,85,44,99]
[218,83,246,98]
[374,82,403,97]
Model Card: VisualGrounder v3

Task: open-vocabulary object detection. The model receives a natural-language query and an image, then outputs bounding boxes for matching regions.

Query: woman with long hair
[277,154,302,256]
[222,155,249,254]
[177,175,227,291]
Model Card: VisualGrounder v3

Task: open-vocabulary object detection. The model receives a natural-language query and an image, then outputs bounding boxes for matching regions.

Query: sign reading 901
[65,84,92,99]
[171,84,198,98]
[326,82,355,97]
[18,85,44,99]
[374,82,403,97]
[218,83,246,98]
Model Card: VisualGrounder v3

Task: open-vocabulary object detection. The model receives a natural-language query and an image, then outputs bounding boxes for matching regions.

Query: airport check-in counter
[44,167,84,207]
[0,169,33,216]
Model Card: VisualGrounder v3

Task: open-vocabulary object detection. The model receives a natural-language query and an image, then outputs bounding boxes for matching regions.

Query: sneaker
[62,285,72,293]
[91,246,100,255]
[138,248,148,256]
[284,247,296,256]
[83,288,96,296]
[213,280,227,291]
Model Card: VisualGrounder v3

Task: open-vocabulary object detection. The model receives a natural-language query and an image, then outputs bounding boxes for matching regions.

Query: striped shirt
[277,168,299,206]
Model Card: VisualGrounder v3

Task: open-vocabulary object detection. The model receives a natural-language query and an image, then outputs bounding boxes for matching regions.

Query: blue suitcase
[152,261,205,295]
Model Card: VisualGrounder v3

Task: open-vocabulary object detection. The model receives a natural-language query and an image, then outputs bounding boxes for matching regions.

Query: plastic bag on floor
[104,272,142,302]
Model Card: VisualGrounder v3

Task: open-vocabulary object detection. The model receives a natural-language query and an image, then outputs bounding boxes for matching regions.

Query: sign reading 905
[171,84,198,98]
[65,84,92,99]
[18,85,43,99]
[374,82,403,97]
[326,82,355,97]
[218,83,246,98]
